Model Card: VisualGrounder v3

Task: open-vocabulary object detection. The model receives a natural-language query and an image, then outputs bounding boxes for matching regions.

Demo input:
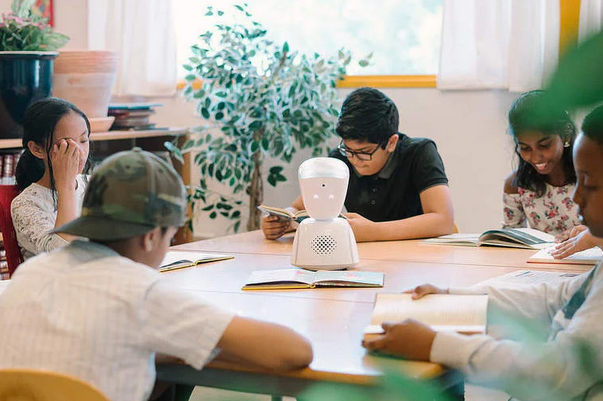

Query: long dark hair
[508,90,576,197]
[15,98,92,195]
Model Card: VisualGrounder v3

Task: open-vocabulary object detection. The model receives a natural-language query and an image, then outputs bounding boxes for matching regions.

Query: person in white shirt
[0,149,313,401]
[11,97,91,259]
[362,106,603,401]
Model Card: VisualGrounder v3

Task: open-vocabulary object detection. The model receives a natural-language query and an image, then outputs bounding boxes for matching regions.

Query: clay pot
[52,50,118,119]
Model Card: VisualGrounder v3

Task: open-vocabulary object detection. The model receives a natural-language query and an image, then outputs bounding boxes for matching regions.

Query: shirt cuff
[430,331,490,369]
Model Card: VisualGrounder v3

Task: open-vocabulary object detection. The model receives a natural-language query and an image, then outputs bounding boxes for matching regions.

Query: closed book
[527,246,603,266]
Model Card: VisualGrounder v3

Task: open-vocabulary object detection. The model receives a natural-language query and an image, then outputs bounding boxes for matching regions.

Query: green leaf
[201,108,210,119]
[261,138,270,151]
[250,141,259,153]
[185,74,196,81]
[249,120,262,131]
[234,220,241,232]
[283,41,289,53]
[269,166,283,174]
[201,204,214,211]
[358,59,369,67]
[215,111,224,120]
[209,211,217,219]
[267,175,276,186]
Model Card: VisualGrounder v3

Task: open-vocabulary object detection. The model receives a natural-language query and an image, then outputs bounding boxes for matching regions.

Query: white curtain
[579,0,603,42]
[88,0,178,97]
[438,0,559,92]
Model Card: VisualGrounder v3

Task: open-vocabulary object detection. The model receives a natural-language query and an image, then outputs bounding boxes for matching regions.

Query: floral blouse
[503,182,581,235]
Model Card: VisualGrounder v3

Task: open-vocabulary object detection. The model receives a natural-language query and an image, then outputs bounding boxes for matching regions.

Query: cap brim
[53,215,156,241]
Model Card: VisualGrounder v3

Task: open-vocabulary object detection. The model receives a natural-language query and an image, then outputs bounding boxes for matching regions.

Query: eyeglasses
[337,141,383,161]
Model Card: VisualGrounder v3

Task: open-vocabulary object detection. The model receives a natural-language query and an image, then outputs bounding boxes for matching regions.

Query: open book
[476,270,580,287]
[242,269,384,290]
[257,205,346,223]
[160,251,234,272]
[424,228,555,250]
[257,205,310,223]
[527,246,603,266]
[364,293,488,336]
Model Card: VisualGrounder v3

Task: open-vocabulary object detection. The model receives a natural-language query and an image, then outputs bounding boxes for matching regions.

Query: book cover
[242,269,384,290]
[364,293,488,336]
[527,246,603,266]
[160,251,234,272]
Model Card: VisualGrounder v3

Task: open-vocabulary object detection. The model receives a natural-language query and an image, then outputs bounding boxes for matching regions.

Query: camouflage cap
[54,148,187,241]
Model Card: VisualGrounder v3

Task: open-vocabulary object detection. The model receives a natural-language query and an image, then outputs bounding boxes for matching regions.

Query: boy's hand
[50,138,84,192]
[261,215,291,240]
[552,226,598,259]
[344,212,374,242]
[405,284,448,300]
[362,319,436,361]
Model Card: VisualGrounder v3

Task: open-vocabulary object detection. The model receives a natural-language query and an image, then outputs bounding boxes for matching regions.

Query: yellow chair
[0,369,109,401]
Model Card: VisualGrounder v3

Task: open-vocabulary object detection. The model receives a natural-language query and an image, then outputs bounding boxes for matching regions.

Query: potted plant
[0,0,69,138]
[168,4,369,234]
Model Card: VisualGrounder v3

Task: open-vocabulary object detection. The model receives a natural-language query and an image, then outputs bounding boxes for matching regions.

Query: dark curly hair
[335,87,399,146]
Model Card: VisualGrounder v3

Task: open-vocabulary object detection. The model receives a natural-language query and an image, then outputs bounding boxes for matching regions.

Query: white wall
[150,89,519,238]
[1,0,520,237]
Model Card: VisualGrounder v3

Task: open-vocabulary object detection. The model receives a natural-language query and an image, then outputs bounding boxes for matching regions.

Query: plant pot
[0,51,58,139]
[52,50,118,124]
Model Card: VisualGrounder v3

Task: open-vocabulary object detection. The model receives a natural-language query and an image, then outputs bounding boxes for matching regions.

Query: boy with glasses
[263,87,454,242]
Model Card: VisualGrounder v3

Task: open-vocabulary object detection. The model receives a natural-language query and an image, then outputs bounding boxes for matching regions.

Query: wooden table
[157,231,590,399]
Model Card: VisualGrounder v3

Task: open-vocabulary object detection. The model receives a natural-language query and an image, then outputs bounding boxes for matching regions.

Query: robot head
[298,157,349,220]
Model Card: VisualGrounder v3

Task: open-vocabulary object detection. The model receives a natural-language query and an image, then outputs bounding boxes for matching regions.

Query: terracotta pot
[52,50,118,119]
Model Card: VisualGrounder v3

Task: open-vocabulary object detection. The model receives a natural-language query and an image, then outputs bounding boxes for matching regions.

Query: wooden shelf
[0,128,188,149]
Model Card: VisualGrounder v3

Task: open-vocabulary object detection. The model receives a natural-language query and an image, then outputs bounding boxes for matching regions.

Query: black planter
[0,51,57,139]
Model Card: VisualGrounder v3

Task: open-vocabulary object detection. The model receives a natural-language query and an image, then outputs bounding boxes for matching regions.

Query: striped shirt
[0,241,234,401]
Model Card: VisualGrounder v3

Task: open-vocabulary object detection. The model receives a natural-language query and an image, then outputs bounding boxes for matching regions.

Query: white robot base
[291,217,359,271]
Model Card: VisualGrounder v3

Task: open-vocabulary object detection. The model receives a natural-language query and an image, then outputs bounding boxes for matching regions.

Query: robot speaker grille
[310,235,337,255]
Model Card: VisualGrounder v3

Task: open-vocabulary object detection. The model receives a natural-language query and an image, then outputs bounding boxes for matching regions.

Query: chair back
[0,368,109,401]
[0,185,23,277]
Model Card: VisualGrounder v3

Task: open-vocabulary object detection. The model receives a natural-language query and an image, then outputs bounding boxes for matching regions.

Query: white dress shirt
[0,241,234,401]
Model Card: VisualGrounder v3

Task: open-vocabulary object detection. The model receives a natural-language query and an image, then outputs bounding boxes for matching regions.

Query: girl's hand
[404,284,448,300]
[551,226,597,259]
[555,225,588,243]
[50,138,84,191]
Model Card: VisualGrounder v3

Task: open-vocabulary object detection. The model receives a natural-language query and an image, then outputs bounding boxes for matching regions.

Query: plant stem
[247,127,264,231]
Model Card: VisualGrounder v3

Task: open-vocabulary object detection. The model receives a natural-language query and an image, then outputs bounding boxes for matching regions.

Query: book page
[314,270,384,287]
[369,293,487,329]
[244,269,315,286]
[160,251,233,269]
[528,246,603,265]
[476,270,581,287]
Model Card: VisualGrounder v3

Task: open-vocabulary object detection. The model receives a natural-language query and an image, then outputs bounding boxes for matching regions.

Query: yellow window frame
[177,0,580,90]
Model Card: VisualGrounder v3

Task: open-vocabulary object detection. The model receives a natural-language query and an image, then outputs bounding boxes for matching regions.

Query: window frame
[177,0,579,90]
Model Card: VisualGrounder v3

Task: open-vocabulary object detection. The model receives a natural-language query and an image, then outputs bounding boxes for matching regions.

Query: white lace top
[502,182,581,235]
[11,175,87,260]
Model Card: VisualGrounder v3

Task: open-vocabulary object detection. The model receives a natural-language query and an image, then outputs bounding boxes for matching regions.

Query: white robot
[291,157,359,270]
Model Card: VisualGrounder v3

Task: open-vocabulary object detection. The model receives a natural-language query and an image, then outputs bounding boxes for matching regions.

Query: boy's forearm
[368,212,455,241]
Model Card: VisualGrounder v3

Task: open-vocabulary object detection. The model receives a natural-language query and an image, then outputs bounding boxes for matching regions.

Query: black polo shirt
[329,133,448,222]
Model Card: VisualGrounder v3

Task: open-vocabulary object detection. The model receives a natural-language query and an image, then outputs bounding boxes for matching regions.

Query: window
[173,0,442,78]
